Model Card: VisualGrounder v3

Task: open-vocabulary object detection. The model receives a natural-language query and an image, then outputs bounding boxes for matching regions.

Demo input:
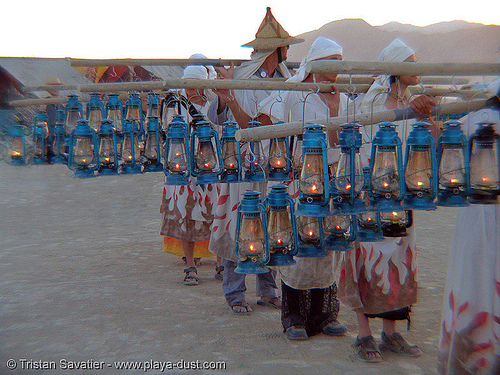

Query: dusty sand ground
[0,163,457,374]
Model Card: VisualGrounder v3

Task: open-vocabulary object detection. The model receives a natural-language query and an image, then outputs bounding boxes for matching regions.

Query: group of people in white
[159,7,500,373]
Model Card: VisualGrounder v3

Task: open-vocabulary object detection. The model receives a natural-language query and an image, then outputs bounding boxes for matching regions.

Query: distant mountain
[288,19,500,64]
[378,20,485,34]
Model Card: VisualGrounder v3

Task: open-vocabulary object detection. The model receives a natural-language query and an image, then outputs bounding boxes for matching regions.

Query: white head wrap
[182,54,217,101]
[288,37,343,83]
[359,38,415,114]
[233,50,291,80]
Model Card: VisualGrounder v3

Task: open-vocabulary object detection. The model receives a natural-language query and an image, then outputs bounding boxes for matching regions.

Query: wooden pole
[11,82,487,107]
[67,79,371,94]
[419,77,470,85]
[308,61,500,76]
[9,97,70,107]
[407,87,489,98]
[23,78,474,94]
[234,99,488,142]
[68,58,301,69]
[335,76,470,86]
[22,84,79,92]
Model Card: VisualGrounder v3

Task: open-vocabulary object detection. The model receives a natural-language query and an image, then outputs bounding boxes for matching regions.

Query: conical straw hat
[242,7,304,50]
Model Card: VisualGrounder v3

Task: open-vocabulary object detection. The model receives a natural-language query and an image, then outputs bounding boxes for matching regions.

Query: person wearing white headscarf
[160,54,221,286]
[358,38,436,118]
[208,8,303,315]
[339,38,431,363]
[257,37,349,341]
[438,79,500,375]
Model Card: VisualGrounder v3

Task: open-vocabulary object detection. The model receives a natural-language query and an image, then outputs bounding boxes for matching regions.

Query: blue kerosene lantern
[403,121,438,210]
[296,124,330,217]
[143,116,163,172]
[147,92,160,118]
[86,92,104,133]
[436,120,470,206]
[324,212,356,251]
[65,94,84,135]
[369,122,405,212]
[235,190,270,274]
[33,111,50,164]
[220,121,241,183]
[268,123,292,181]
[295,215,327,257]
[120,118,142,174]
[190,120,223,184]
[105,93,124,135]
[468,122,500,204]
[164,115,190,185]
[355,167,384,242]
[243,120,266,182]
[67,119,98,178]
[124,92,144,135]
[97,120,119,175]
[51,109,67,164]
[334,123,366,214]
[8,125,28,166]
[264,184,298,266]
[161,92,180,133]
[380,210,413,237]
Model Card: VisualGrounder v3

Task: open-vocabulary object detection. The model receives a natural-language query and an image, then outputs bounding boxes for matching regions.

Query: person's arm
[409,95,436,118]
[409,94,441,137]
[321,85,341,147]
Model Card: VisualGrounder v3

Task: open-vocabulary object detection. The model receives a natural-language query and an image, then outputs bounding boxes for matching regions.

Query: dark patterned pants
[281,280,340,337]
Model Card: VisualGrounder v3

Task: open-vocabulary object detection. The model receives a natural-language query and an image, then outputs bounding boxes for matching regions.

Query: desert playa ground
[0,163,457,374]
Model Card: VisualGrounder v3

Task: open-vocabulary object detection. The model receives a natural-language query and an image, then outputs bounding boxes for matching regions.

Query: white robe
[259,90,350,290]
[208,54,290,261]
[438,108,500,375]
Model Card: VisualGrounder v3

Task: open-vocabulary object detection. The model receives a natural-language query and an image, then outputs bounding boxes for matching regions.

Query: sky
[2,0,499,60]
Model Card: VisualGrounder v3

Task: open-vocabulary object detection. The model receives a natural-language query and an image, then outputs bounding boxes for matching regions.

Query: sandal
[352,335,382,363]
[214,266,224,281]
[257,296,282,309]
[183,267,199,286]
[230,302,252,315]
[380,332,423,357]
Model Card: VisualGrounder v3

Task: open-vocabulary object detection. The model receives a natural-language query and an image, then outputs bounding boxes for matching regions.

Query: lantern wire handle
[109,67,123,83]
[301,88,329,132]
[369,89,391,142]
[268,91,284,123]
[345,74,357,124]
